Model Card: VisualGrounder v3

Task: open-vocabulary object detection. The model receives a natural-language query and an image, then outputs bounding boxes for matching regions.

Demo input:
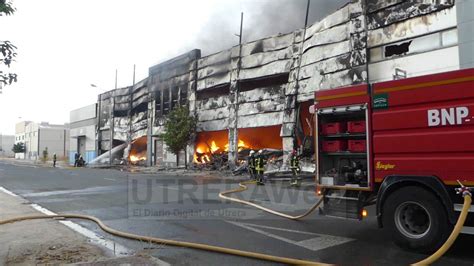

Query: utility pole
[230,12,244,167]
[110,69,117,166]
[127,65,136,166]
[292,0,311,149]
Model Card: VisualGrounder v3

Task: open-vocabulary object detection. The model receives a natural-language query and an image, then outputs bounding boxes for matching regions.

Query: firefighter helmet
[249,150,255,155]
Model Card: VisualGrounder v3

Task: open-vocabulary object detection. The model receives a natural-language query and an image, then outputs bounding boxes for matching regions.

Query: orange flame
[130,154,146,163]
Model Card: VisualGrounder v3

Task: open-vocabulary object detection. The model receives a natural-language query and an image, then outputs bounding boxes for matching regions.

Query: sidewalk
[0,157,70,169]
[0,190,164,265]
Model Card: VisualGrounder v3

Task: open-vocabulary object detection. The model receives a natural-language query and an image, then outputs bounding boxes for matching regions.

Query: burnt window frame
[368,27,458,63]
[162,87,171,116]
[179,86,188,106]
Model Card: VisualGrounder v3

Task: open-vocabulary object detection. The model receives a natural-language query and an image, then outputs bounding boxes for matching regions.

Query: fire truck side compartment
[314,68,474,224]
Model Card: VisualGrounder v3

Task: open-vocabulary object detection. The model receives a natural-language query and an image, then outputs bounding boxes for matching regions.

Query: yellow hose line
[219,180,323,220]
[0,213,331,265]
[412,194,472,266]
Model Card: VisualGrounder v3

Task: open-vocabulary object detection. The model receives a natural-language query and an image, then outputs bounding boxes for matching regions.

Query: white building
[0,134,14,157]
[69,104,97,165]
[15,121,69,161]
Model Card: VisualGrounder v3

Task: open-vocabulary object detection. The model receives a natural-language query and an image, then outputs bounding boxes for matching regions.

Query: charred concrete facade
[96,0,464,168]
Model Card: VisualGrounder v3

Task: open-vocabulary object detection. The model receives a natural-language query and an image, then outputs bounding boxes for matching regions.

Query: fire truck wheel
[383,186,451,253]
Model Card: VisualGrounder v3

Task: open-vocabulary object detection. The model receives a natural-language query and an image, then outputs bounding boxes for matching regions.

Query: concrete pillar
[280,29,303,164]
[228,46,241,168]
[188,55,199,167]
[146,93,154,167]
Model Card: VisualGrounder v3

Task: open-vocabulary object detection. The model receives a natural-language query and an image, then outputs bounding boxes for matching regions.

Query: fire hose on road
[411,183,472,265]
[218,180,324,220]
[220,180,473,265]
[0,212,330,265]
[0,180,471,265]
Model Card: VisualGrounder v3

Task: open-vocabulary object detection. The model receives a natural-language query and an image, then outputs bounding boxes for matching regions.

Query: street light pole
[110,69,118,167]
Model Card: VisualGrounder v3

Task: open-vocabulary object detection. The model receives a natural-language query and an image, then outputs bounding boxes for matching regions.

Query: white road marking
[0,186,19,197]
[154,185,180,191]
[0,186,131,257]
[30,203,131,256]
[227,221,354,251]
[454,204,474,212]
[104,178,116,181]
[22,186,117,197]
[251,199,307,208]
[461,226,474,235]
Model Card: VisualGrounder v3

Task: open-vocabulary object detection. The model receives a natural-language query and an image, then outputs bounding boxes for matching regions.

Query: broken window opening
[196,84,230,100]
[180,87,188,106]
[239,73,289,92]
[131,102,147,115]
[113,110,128,117]
[155,90,162,117]
[171,87,179,110]
[162,88,170,115]
[385,40,412,58]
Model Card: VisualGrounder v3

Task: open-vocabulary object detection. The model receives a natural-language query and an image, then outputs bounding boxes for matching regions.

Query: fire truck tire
[383,186,451,253]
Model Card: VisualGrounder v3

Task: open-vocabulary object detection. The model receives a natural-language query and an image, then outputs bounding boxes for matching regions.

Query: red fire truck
[314,68,474,252]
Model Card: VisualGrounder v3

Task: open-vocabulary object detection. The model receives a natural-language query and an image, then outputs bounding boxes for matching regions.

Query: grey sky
[0,0,347,135]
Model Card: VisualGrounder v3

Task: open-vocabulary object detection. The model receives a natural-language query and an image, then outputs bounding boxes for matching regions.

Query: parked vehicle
[313,68,474,252]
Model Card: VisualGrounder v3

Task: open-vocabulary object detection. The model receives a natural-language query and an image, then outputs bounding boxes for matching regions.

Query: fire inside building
[92,0,466,171]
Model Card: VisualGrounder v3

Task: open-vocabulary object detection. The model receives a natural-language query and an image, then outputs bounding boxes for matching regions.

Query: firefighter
[289,150,301,186]
[247,150,256,180]
[53,153,57,168]
[77,155,85,167]
[255,150,266,185]
[74,153,79,167]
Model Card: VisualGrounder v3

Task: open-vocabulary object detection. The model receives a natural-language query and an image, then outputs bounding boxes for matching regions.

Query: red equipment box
[321,122,347,135]
[322,140,347,152]
[348,140,367,152]
[347,121,366,133]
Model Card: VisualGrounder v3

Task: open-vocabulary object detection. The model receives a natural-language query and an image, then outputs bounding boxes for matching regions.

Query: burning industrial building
[88,0,463,171]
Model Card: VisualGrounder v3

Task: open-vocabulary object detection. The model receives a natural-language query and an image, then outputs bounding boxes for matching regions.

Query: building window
[369,28,458,63]
[171,87,179,110]
[155,90,162,117]
[180,87,188,106]
[162,88,170,115]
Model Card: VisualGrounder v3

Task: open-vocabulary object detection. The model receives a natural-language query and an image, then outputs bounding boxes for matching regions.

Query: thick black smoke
[185,0,349,56]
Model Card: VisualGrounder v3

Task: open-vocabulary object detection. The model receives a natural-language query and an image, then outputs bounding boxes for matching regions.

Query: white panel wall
[69,125,96,151]
[39,128,67,157]
[368,46,459,83]
[70,104,97,123]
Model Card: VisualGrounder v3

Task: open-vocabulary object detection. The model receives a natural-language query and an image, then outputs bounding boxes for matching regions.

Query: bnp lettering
[427,106,469,127]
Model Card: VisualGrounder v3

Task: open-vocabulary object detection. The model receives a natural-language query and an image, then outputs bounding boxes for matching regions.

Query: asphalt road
[0,161,472,266]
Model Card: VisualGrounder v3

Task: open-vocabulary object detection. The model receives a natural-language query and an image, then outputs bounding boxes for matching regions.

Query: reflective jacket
[290,155,299,169]
[247,154,255,169]
[255,155,266,172]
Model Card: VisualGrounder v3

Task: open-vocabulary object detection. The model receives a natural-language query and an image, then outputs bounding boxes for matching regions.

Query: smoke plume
[186,0,349,56]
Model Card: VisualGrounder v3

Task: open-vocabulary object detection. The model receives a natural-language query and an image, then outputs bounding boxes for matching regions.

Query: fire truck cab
[314,68,474,252]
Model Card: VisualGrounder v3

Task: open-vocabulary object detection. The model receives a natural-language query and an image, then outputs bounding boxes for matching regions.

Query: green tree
[161,106,196,168]
[12,142,25,153]
[0,0,14,15]
[0,0,17,88]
